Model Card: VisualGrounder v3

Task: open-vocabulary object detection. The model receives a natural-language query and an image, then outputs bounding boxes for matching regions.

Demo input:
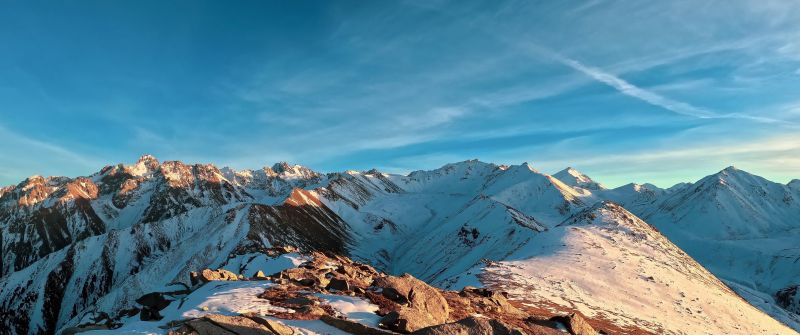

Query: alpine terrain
[0,155,797,335]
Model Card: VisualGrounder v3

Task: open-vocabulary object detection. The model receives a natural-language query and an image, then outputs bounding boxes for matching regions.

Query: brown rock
[280,268,330,288]
[250,317,297,335]
[458,287,523,317]
[186,319,237,335]
[202,314,274,335]
[321,315,396,335]
[254,271,268,280]
[550,313,595,335]
[411,316,525,335]
[381,307,442,333]
[191,268,240,285]
[374,273,449,327]
[297,305,329,318]
[284,295,319,307]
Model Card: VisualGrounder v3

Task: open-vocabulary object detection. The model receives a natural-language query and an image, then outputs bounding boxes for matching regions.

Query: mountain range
[0,155,798,335]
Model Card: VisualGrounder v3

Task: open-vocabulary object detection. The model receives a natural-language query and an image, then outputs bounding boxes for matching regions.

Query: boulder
[321,315,396,335]
[374,273,449,327]
[296,305,329,318]
[381,307,442,333]
[279,267,330,288]
[410,316,525,335]
[185,319,237,335]
[191,268,240,285]
[202,314,274,335]
[254,270,268,280]
[250,317,297,335]
[550,313,595,335]
[458,287,523,316]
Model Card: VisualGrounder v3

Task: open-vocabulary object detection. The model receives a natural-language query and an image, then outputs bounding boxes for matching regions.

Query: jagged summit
[137,154,159,164]
[270,161,293,173]
[128,154,161,176]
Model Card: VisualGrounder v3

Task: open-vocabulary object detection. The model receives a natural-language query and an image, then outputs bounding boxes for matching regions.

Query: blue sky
[1,0,799,187]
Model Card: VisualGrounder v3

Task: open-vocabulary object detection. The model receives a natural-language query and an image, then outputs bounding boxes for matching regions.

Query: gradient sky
[2,0,800,187]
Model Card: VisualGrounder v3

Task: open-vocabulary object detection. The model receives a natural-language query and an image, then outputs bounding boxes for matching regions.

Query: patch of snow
[314,294,381,327]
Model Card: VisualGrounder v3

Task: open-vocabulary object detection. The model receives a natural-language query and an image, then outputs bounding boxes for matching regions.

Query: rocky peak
[283,188,322,207]
[788,179,800,190]
[271,162,293,174]
[58,177,100,202]
[271,162,319,180]
[158,160,195,187]
[127,154,160,177]
[9,175,68,206]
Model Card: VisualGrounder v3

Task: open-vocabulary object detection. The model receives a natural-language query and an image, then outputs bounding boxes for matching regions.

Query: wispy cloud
[0,124,99,168]
[528,46,798,126]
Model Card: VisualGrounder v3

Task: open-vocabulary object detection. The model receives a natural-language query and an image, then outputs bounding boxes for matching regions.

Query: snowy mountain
[552,167,606,192]
[633,166,800,329]
[0,156,797,335]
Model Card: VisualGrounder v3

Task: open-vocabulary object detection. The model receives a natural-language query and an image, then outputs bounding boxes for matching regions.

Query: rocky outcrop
[321,315,395,335]
[776,285,800,314]
[457,287,523,317]
[550,313,596,335]
[410,316,525,335]
[374,273,450,333]
[191,268,241,284]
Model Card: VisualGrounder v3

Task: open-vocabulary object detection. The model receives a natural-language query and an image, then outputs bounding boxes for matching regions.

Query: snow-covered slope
[635,167,800,329]
[479,202,795,335]
[1,157,797,334]
[553,167,606,191]
[599,182,666,214]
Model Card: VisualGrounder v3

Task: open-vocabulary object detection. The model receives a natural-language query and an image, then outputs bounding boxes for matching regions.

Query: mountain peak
[711,165,760,183]
[271,161,293,173]
[128,154,160,177]
[721,165,740,173]
[553,167,605,190]
[520,161,539,173]
[137,154,158,164]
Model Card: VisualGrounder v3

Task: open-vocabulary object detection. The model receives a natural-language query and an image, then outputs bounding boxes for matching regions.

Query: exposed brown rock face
[410,316,525,335]
[191,268,240,285]
[457,287,524,317]
[247,203,352,255]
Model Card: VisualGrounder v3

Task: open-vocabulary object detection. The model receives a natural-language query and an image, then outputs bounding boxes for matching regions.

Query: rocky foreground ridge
[63,247,600,335]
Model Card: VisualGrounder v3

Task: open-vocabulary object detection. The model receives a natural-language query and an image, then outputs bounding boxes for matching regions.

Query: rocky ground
[61,247,600,335]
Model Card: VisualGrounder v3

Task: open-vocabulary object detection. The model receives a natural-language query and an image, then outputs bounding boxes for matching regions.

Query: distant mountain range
[1,155,798,334]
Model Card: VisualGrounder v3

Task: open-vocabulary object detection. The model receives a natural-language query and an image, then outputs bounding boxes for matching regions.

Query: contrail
[522,44,795,126]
